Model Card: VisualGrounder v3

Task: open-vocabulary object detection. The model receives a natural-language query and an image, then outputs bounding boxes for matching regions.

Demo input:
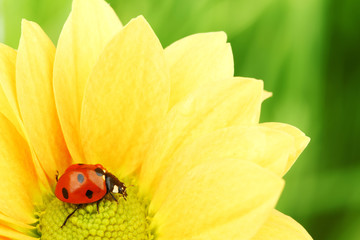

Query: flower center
[36,180,153,240]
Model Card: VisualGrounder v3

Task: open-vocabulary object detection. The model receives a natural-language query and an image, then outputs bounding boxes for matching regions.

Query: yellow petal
[252,210,312,240]
[0,114,39,223]
[165,32,233,107]
[139,77,263,196]
[0,44,49,188]
[53,0,122,162]
[262,90,272,101]
[151,125,295,210]
[0,213,35,236]
[0,44,19,114]
[16,20,71,182]
[0,44,24,136]
[261,122,310,174]
[0,225,37,240]
[0,82,23,138]
[81,16,169,175]
[153,159,284,240]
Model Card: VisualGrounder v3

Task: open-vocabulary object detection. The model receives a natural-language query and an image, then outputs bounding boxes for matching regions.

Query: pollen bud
[37,183,153,240]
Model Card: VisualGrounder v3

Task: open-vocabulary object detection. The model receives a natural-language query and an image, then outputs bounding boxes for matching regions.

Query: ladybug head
[104,172,128,199]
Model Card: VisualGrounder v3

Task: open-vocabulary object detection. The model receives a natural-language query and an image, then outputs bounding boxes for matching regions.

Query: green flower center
[36,180,153,240]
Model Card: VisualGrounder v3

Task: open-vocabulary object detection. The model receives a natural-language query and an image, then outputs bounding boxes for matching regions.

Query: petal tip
[300,135,311,151]
[262,90,273,101]
[216,30,228,41]
[129,15,150,27]
[20,19,32,31]
[20,19,41,36]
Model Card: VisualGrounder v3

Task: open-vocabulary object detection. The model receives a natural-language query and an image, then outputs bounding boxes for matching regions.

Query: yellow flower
[0,0,312,239]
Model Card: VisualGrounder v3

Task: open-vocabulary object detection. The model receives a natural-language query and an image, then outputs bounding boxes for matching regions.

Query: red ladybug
[55,163,127,227]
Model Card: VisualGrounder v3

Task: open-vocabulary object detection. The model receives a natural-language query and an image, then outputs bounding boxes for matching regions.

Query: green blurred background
[1,0,359,239]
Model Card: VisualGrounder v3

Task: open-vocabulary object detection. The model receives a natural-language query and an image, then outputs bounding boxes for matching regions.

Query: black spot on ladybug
[86,190,93,199]
[77,173,85,183]
[62,188,69,199]
[95,168,104,176]
[78,163,84,165]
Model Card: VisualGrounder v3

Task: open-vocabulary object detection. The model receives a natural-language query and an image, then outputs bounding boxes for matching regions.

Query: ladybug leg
[123,191,128,201]
[96,200,101,213]
[121,192,127,201]
[55,171,59,182]
[109,192,118,202]
[61,204,82,228]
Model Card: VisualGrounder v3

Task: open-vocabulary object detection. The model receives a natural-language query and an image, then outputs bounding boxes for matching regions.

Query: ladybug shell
[55,164,107,204]
[63,163,105,174]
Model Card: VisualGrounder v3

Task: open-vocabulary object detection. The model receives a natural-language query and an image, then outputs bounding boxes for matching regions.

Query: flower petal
[165,32,233,107]
[81,16,169,175]
[53,0,122,162]
[0,225,37,240]
[0,44,18,114]
[262,90,272,101]
[0,44,49,188]
[0,213,35,236]
[0,114,39,223]
[139,77,263,195]
[0,82,23,137]
[152,159,284,240]
[252,210,312,240]
[0,44,24,136]
[16,20,71,181]
[261,122,310,174]
[151,125,295,210]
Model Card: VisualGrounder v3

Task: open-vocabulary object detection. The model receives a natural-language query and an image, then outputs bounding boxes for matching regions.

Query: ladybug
[55,163,127,227]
